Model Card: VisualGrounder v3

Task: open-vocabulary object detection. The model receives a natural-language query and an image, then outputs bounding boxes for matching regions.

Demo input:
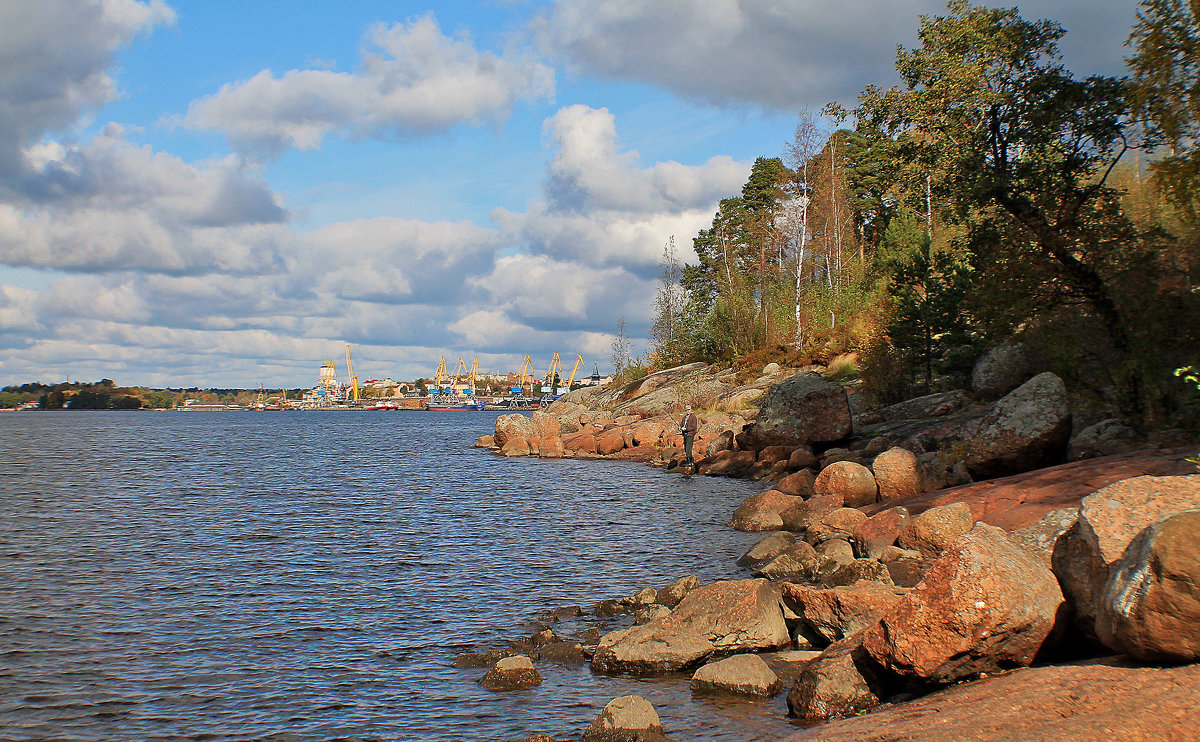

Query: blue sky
[0,0,1139,388]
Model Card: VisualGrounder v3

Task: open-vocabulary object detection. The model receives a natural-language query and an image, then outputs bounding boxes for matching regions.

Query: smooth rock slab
[782,659,1200,741]
[863,523,1065,684]
[690,654,782,696]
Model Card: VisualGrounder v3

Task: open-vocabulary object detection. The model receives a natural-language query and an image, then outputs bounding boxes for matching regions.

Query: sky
[0,0,1141,388]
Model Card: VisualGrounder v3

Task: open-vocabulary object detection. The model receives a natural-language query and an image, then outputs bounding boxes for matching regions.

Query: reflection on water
[0,411,797,740]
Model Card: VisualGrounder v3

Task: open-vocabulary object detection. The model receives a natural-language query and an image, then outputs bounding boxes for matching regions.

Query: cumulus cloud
[496,105,748,273]
[303,217,505,305]
[0,0,174,178]
[181,13,555,157]
[533,0,1138,110]
[0,126,289,275]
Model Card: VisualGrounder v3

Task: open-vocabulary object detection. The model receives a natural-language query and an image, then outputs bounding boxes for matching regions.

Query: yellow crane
[513,354,535,395]
[544,352,562,395]
[563,354,585,391]
[432,356,449,396]
[345,343,360,402]
[449,357,479,396]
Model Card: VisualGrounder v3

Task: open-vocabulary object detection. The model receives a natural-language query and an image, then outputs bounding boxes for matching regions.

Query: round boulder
[815,461,879,507]
[1096,509,1200,662]
[871,447,923,501]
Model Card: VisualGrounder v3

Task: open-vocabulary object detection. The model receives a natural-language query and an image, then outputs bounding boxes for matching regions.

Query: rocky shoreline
[466,360,1199,741]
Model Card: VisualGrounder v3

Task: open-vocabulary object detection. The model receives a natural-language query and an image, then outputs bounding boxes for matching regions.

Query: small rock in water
[690,654,782,696]
[479,655,542,691]
[580,695,668,742]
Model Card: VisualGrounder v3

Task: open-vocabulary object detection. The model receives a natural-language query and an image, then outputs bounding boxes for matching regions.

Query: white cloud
[181,13,555,157]
[533,0,1138,110]
[497,105,747,272]
[0,0,174,176]
[303,217,505,305]
[0,126,288,275]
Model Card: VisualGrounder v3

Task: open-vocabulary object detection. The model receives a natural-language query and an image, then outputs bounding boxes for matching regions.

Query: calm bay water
[0,411,799,741]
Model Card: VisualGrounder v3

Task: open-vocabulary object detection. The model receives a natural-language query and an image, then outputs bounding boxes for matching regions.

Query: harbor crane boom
[564,354,585,391]
[513,354,534,395]
[545,352,562,395]
[433,356,448,394]
[345,343,360,402]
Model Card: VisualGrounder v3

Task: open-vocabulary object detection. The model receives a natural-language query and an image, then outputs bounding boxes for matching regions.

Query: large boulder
[971,342,1034,399]
[739,373,852,450]
[668,578,791,652]
[804,508,868,546]
[1008,507,1077,567]
[781,581,909,645]
[965,372,1072,480]
[863,523,1065,684]
[580,695,668,742]
[703,449,757,478]
[729,490,802,531]
[591,622,713,675]
[814,461,878,507]
[494,413,540,448]
[1095,509,1200,662]
[776,469,817,497]
[655,574,700,608]
[1052,474,1200,639]
[1067,418,1139,461]
[690,654,782,696]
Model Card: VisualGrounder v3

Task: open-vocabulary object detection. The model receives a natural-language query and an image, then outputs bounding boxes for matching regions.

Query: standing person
[679,405,700,467]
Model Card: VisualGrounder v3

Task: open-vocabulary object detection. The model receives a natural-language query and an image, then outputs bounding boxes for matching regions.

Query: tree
[650,237,687,367]
[853,0,1153,416]
[784,111,827,348]
[1128,0,1200,219]
[610,316,633,377]
[878,209,975,389]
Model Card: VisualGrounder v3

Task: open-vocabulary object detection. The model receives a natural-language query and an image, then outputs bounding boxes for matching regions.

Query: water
[0,411,798,741]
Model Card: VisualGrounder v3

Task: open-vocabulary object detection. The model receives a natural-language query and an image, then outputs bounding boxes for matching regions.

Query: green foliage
[879,209,975,390]
[1129,0,1200,221]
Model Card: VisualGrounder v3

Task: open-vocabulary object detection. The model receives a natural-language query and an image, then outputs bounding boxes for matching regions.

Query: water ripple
[0,411,790,741]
